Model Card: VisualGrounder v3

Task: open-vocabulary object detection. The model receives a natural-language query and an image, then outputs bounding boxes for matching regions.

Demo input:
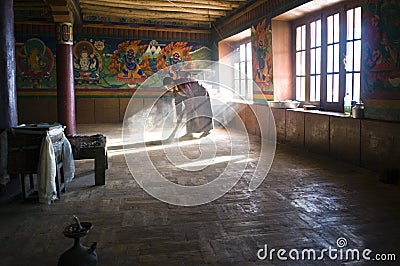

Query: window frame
[233,38,253,100]
[294,24,307,102]
[344,5,362,104]
[291,1,361,112]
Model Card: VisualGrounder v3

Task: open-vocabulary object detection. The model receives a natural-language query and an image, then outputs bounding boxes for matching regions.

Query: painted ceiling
[13,0,256,29]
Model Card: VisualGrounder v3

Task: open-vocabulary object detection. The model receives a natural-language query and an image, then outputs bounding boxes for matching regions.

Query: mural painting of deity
[251,19,273,92]
[73,40,102,85]
[70,38,208,89]
[363,0,400,96]
[14,34,212,90]
[15,38,55,88]
[157,42,193,79]
[109,40,151,88]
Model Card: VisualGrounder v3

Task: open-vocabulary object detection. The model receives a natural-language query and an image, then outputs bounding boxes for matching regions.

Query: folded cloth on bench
[37,131,75,204]
[37,133,57,204]
[62,134,75,183]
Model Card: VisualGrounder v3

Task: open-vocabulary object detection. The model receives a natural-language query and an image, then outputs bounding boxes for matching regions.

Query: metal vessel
[58,216,98,266]
[352,103,364,119]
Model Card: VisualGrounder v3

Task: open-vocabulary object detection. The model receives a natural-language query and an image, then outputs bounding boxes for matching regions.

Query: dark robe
[174,78,214,134]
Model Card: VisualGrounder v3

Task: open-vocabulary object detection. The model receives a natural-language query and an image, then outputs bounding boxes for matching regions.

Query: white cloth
[37,132,75,204]
[62,134,75,182]
[0,130,10,185]
[37,134,57,204]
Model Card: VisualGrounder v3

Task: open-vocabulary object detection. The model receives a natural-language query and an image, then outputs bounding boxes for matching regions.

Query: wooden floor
[0,123,399,265]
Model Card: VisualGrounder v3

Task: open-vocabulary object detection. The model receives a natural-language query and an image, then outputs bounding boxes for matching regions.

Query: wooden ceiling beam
[79,0,239,10]
[82,23,211,33]
[83,10,216,23]
[81,5,219,21]
[80,1,226,16]
[219,0,266,25]
[46,0,74,23]
[133,19,211,28]
[67,0,82,24]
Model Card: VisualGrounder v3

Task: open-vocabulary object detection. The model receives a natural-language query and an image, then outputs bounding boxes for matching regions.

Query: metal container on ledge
[352,102,364,119]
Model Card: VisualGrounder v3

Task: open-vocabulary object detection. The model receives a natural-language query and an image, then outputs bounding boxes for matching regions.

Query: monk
[163,76,213,138]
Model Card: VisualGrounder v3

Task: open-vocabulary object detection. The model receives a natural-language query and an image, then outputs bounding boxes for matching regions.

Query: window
[326,12,340,103]
[310,19,321,102]
[295,25,306,101]
[234,41,253,100]
[293,2,361,111]
[345,6,362,102]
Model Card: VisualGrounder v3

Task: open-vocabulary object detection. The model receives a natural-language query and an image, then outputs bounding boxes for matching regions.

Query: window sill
[237,101,359,119]
[286,108,350,118]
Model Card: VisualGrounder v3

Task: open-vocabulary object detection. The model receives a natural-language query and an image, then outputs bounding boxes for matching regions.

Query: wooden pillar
[0,0,18,130]
[55,22,76,135]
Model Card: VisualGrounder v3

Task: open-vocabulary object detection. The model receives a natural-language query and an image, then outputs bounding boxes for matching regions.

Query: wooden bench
[67,134,108,185]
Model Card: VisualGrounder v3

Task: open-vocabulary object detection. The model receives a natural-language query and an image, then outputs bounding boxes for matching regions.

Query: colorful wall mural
[73,40,103,85]
[361,0,400,121]
[15,37,212,90]
[251,19,273,94]
[156,42,193,79]
[15,38,56,89]
[362,0,400,99]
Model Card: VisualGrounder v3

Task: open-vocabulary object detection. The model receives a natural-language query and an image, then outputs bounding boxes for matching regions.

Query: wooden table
[7,124,65,200]
[67,134,107,185]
